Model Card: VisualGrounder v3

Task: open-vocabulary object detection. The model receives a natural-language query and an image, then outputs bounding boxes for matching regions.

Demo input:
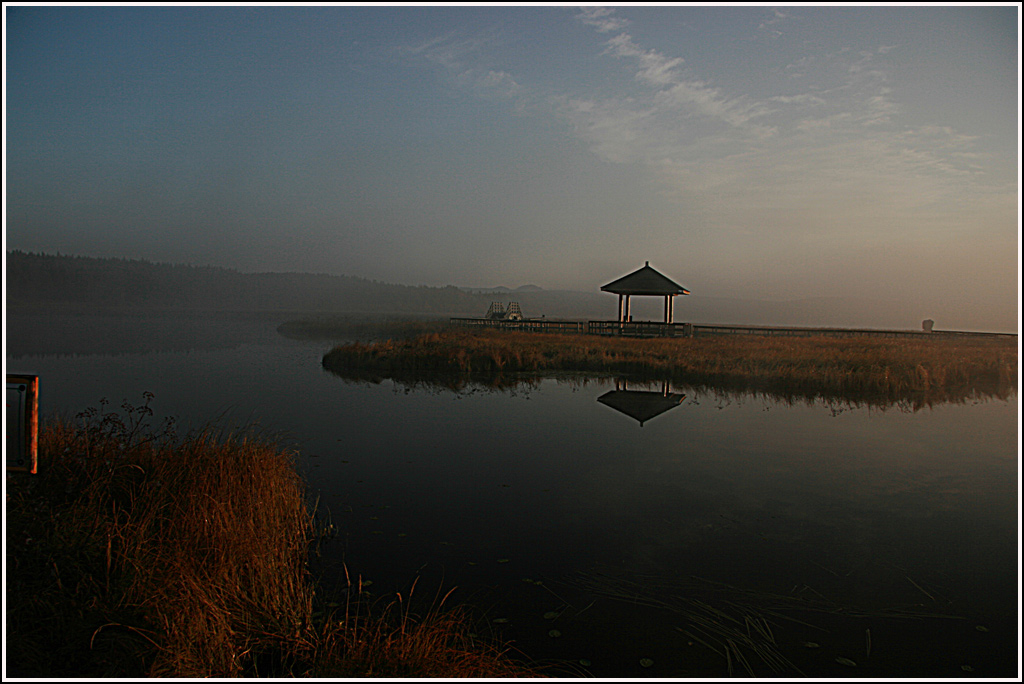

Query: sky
[3,4,1020,327]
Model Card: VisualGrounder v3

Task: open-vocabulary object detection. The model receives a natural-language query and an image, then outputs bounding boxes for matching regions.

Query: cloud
[411,8,1004,235]
[757,7,790,38]
[770,93,826,107]
[407,32,523,102]
[576,7,630,33]
[478,69,520,98]
[457,67,521,100]
[555,96,655,164]
[585,26,777,138]
[604,32,684,86]
[555,10,1007,244]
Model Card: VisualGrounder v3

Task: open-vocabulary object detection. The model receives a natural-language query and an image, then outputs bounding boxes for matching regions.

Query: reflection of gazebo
[597,379,686,427]
[600,262,690,323]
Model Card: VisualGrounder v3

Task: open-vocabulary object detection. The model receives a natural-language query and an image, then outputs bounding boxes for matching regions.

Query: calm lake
[5,309,1019,678]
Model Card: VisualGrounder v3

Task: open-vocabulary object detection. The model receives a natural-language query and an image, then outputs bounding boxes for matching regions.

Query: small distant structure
[601,261,690,324]
[485,301,523,321]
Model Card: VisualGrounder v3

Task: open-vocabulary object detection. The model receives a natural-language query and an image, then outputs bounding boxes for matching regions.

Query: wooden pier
[452,261,1014,341]
[449,317,1015,340]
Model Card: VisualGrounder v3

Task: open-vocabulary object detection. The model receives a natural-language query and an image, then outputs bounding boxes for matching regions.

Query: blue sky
[4,5,1019,326]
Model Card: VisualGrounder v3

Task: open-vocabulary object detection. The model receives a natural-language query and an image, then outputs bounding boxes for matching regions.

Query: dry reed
[5,395,539,678]
[322,328,1017,405]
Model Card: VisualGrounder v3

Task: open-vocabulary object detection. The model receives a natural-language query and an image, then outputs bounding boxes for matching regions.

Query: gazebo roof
[597,389,686,426]
[600,262,690,296]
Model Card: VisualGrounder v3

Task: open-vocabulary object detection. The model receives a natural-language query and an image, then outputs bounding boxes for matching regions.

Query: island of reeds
[4,395,542,678]
[321,328,1017,405]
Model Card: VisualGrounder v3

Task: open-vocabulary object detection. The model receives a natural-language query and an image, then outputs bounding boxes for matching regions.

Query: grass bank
[322,328,1017,404]
[4,396,540,678]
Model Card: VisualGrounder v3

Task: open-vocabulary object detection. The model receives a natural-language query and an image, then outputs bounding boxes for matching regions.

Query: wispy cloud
[410,7,1004,228]
[757,7,790,38]
[577,7,630,33]
[555,97,655,164]
[406,32,523,102]
[770,93,827,107]
[560,8,1002,218]
[595,26,775,137]
[604,33,683,86]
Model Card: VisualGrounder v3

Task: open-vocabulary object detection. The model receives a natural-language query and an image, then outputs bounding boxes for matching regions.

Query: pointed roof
[600,262,690,296]
[597,389,686,426]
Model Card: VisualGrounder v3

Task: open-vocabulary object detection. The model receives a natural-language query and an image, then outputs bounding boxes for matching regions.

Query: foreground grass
[4,397,539,678]
[322,328,1017,404]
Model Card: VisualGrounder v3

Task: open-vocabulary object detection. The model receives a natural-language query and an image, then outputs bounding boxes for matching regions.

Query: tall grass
[5,395,539,677]
[322,329,1017,405]
[309,576,537,678]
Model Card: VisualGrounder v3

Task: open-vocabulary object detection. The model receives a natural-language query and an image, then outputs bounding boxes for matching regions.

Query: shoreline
[322,327,1018,406]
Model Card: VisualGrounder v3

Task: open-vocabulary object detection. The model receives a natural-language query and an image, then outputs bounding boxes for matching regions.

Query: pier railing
[449,319,689,337]
[449,318,587,334]
[690,324,1015,340]
[449,317,1014,340]
[587,320,691,337]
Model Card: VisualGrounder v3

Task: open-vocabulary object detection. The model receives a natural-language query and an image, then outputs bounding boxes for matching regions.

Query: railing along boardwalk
[687,324,1017,340]
[449,318,587,334]
[449,317,1016,340]
[587,320,692,338]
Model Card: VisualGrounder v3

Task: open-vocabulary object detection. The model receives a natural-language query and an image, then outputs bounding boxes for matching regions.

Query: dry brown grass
[310,575,542,678]
[5,395,540,678]
[322,328,1017,405]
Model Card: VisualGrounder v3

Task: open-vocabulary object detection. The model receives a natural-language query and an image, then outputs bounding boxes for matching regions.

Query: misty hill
[4,251,493,316]
[5,251,1008,332]
[457,284,544,294]
[5,251,620,320]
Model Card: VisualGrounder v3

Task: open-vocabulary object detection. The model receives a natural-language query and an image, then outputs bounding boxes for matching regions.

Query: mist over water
[5,309,1018,677]
[5,251,1017,334]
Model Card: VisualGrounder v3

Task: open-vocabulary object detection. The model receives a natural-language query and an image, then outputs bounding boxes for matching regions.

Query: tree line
[4,251,492,315]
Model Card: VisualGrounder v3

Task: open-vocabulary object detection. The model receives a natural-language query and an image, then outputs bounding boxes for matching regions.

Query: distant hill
[457,284,544,294]
[4,251,493,316]
[5,251,1013,333]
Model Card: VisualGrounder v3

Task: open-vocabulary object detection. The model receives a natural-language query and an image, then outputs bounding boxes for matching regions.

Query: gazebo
[600,262,690,324]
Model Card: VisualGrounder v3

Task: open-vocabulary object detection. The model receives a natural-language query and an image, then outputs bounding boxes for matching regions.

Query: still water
[5,310,1019,677]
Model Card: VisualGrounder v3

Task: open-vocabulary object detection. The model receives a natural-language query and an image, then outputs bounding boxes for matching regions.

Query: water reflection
[307,368,1016,676]
[596,378,685,426]
[322,363,1017,414]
